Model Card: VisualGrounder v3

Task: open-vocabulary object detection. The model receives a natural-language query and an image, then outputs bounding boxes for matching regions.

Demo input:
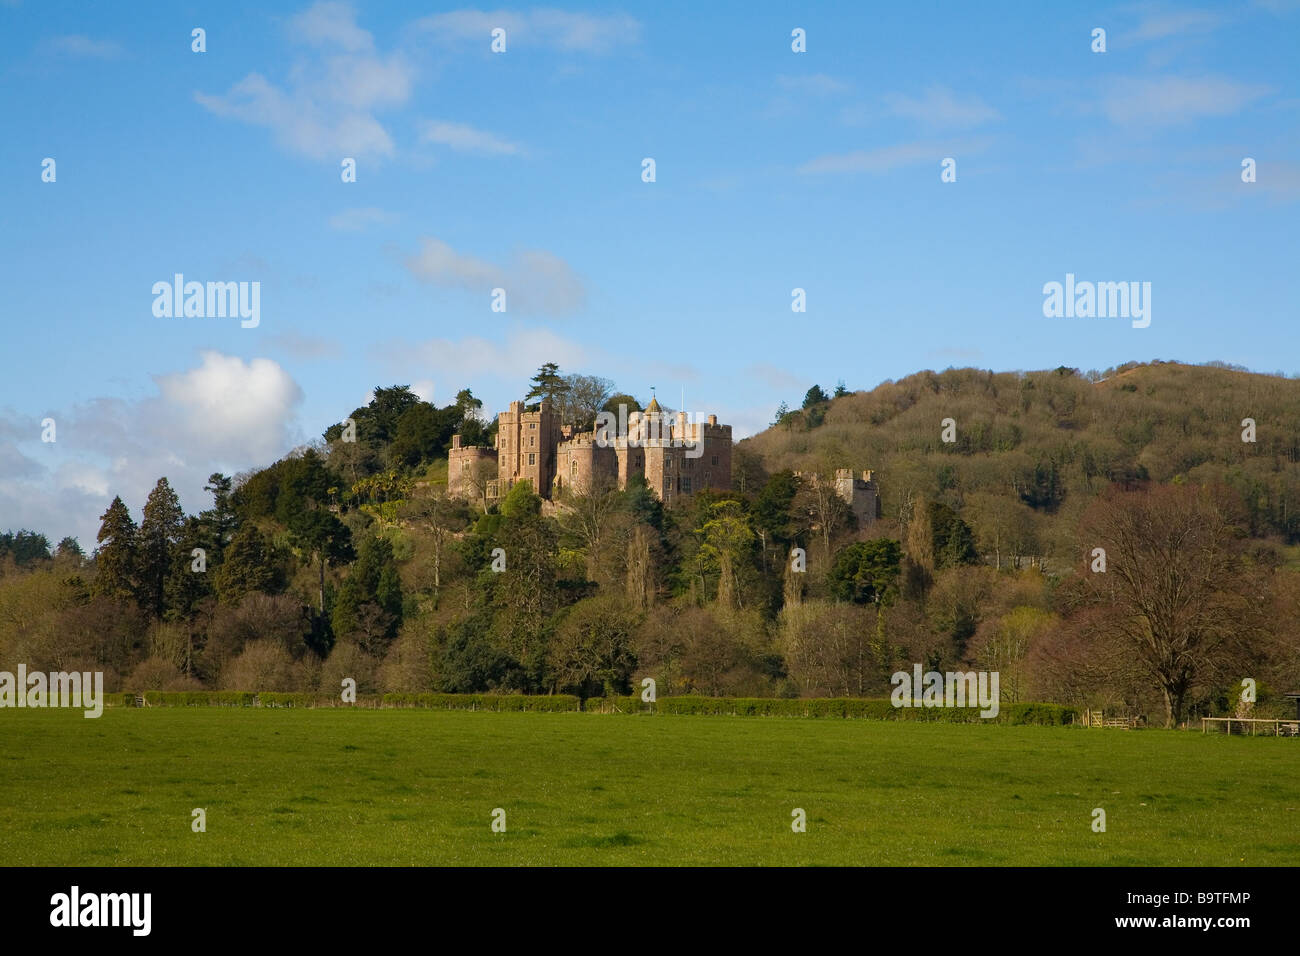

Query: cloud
[775,73,849,96]
[745,363,805,391]
[1100,75,1273,125]
[404,237,586,315]
[419,120,521,155]
[799,138,987,175]
[328,206,397,231]
[881,85,1000,129]
[47,34,123,59]
[0,353,304,548]
[375,326,591,387]
[415,9,642,53]
[290,0,374,52]
[1122,9,1227,42]
[196,2,414,160]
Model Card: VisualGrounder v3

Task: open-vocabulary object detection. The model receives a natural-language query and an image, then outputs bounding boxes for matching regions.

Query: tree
[138,477,186,618]
[332,535,403,648]
[794,473,849,565]
[833,380,849,398]
[525,362,570,412]
[753,470,800,570]
[803,385,830,409]
[697,501,756,610]
[214,524,283,605]
[200,473,237,563]
[397,491,469,592]
[92,496,137,602]
[554,478,624,583]
[289,510,354,615]
[563,374,615,430]
[1071,484,1261,727]
[828,539,902,606]
[0,530,51,567]
[547,595,641,697]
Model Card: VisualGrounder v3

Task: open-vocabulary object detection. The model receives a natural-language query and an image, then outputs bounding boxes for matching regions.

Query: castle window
[682,477,692,493]
[529,453,536,465]
[571,460,577,475]
[711,455,719,466]
[530,436,535,447]
[529,423,536,430]
[461,461,469,473]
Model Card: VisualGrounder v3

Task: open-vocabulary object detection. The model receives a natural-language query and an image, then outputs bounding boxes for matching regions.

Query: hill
[740,361,1300,563]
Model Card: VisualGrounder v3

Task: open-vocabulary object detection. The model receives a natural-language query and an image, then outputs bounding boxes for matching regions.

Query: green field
[1,709,1296,866]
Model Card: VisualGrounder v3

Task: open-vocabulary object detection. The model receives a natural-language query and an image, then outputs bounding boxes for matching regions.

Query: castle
[449,395,734,505]
[447,390,879,527]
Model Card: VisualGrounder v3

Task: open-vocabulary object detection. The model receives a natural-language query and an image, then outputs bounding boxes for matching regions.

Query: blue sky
[1,0,1297,545]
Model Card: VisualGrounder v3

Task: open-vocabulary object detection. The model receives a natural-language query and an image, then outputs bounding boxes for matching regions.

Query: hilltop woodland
[3,360,1300,727]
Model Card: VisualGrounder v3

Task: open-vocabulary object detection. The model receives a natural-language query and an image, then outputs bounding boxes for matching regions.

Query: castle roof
[645,396,661,413]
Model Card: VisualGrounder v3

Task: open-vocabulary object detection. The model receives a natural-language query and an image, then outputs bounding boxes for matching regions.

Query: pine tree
[92,496,138,601]
[138,477,186,617]
[200,473,238,564]
[524,362,570,410]
[214,524,281,605]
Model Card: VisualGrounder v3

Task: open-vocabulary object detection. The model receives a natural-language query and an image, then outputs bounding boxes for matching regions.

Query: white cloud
[290,1,374,52]
[1100,75,1273,125]
[0,353,305,547]
[882,85,1000,129]
[196,2,413,160]
[376,326,590,388]
[419,120,521,155]
[415,8,642,53]
[404,237,586,315]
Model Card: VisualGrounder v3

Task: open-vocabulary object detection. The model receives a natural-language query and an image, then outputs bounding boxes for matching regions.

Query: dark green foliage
[331,535,403,645]
[91,496,137,601]
[828,538,902,605]
[0,529,51,566]
[214,524,284,604]
[138,477,185,617]
[929,502,978,569]
[524,362,570,408]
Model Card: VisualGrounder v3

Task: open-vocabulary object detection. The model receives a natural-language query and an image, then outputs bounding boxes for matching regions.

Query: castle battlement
[448,389,733,505]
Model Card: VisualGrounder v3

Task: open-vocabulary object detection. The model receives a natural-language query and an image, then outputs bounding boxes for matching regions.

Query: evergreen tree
[200,473,238,564]
[524,362,570,409]
[213,524,282,605]
[138,477,186,617]
[332,535,403,646]
[92,496,138,601]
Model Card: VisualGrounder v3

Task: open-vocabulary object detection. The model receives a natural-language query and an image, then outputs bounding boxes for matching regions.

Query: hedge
[118,691,581,712]
[583,696,1079,725]
[110,691,1075,724]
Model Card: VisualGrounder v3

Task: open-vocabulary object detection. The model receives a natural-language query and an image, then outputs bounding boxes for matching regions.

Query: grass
[1,709,1297,866]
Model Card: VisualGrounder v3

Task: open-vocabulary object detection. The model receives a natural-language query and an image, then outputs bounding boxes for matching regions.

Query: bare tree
[554,476,624,584]
[1071,484,1263,727]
